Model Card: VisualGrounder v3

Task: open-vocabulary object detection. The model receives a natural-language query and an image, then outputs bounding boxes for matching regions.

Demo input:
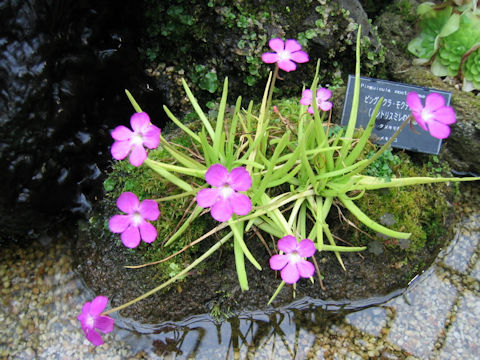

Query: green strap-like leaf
[182,78,215,140]
[144,158,193,192]
[125,89,143,113]
[339,194,411,239]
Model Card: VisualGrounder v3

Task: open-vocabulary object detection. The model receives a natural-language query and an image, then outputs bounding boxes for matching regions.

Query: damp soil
[74,210,453,324]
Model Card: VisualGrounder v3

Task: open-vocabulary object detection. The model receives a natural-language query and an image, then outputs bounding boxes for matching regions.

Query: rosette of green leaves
[408,3,458,63]
[432,11,480,78]
[463,47,480,91]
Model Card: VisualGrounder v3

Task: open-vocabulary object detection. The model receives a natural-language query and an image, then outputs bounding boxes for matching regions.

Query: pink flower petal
[300,90,313,106]
[433,106,456,125]
[130,112,151,133]
[121,225,141,248]
[108,214,130,233]
[89,296,108,316]
[285,39,301,52]
[229,167,252,191]
[300,98,311,106]
[205,164,229,187]
[412,112,428,131]
[111,125,133,141]
[95,316,114,333]
[296,259,315,278]
[142,125,161,149]
[230,192,252,216]
[427,121,451,139]
[425,93,445,112]
[139,199,160,221]
[196,188,220,208]
[111,140,131,161]
[317,88,332,101]
[78,302,91,323]
[297,238,316,257]
[210,198,233,222]
[280,262,300,284]
[86,329,105,346]
[307,106,315,114]
[128,144,147,167]
[269,254,289,270]
[406,92,423,113]
[261,52,279,64]
[269,38,285,52]
[277,235,298,253]
[139,222,157,243]
[290,50,309,63]
[277,59,296,72]
[117,192,139,214]
[319,101,333,111]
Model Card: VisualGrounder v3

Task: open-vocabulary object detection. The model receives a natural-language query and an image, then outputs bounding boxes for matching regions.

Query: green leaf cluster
[408,1,480,90]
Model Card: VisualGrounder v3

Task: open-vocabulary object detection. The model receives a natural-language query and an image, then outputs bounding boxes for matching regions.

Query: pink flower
[261,38,309,72]
[108,192,160,248]
[196,164,252,222]
[300,88,333,113]
[269,235,316,284]
[111,112,161,167]
[77,296,114,346]
[406,92,456,139]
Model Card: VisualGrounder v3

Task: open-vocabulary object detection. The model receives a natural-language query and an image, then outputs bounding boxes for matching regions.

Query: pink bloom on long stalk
[261,38,309,72]
[406,92,456,139]
[108,192,160,248]
[111,112,161,166]
[269,235,316,284]
[196,164,252,222]
[300,88,333,113]
[77,296,114,346]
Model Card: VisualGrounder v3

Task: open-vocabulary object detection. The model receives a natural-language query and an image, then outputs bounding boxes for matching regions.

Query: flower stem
[266,64,279,111]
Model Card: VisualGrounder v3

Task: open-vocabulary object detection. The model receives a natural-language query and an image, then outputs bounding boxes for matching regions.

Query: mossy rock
[75,105,457,324]
[142,0,385,114]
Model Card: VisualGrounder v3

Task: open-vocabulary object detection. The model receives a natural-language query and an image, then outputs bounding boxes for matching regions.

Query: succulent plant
[407,4,455,61]
[408,1,480,91]
[432,11,480,77]
[463,46,480,91]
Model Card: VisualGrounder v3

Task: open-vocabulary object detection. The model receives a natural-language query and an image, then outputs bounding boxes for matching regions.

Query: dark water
[0,0,168,241]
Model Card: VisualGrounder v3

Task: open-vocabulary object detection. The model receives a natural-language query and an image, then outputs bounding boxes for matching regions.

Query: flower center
[421,108,434,123]
[219,184,234,199]
[277,50,291,61]
[131,133,144,146]
[289,251,301,264]
[131,212,143,226]
[86,314,95,328]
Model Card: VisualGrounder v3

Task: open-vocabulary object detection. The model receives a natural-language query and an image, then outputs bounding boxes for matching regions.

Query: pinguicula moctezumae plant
[77,27,480,346]
[408,0,480,91]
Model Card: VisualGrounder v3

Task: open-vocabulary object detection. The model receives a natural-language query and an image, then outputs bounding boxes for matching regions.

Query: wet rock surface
[0,0,167,242]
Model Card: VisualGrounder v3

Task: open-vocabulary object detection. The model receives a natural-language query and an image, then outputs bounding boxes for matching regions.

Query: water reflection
[113,293,405,359]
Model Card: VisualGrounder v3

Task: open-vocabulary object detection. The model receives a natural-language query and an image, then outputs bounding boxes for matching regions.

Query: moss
[344,149,455,261]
